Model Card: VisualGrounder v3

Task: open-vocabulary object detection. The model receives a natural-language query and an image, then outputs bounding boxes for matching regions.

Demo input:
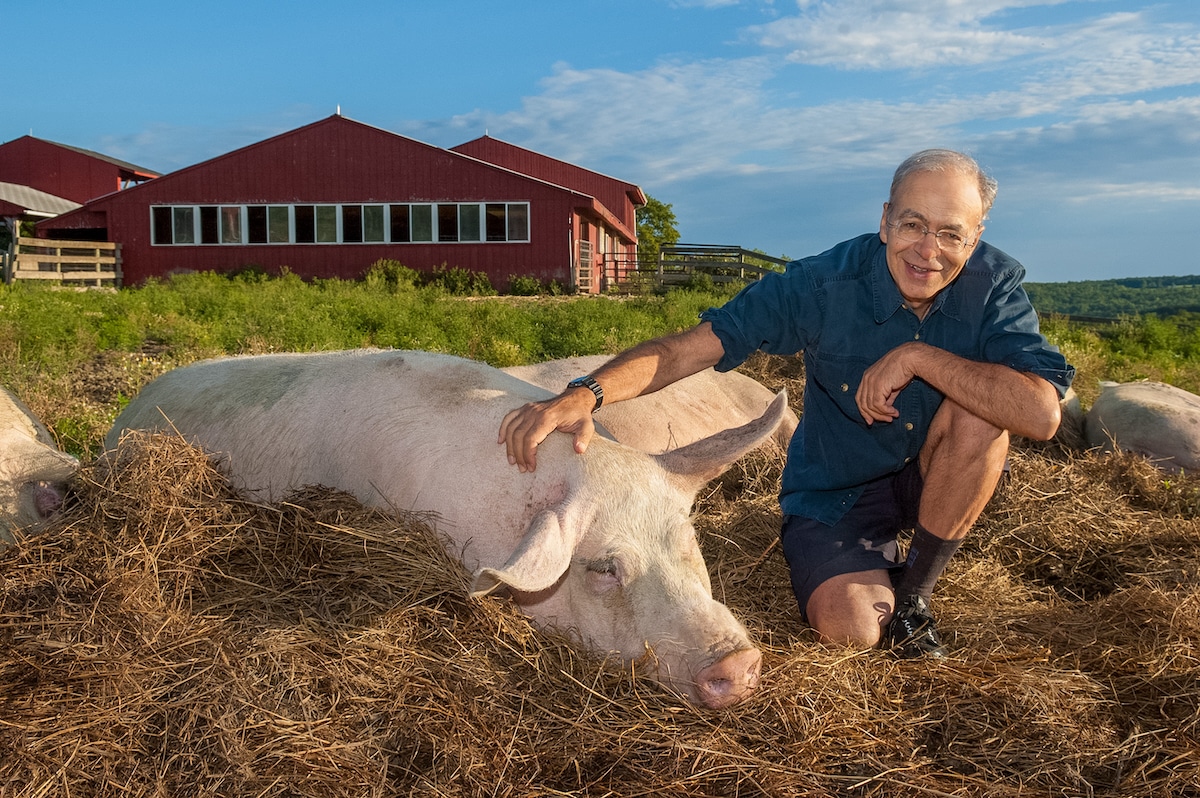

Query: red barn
[0,135,159,205]
[38,115,644,292]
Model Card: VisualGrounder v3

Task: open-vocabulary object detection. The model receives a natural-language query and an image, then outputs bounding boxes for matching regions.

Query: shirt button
[841,383,849,392]
[914,332,921,340]
[904,457,912,463]
[905,422,914,431]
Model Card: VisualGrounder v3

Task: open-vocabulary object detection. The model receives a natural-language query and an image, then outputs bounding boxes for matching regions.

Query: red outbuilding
[0,135,159,205]
[37,115,645,292]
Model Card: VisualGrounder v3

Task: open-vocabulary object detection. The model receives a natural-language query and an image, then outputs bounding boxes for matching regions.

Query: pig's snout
[33,482,65,519]
[694,647,762,709]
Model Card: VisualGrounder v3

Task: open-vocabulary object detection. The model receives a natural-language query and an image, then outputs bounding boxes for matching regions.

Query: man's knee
[805,571,894,648]
[925,399,1010,458]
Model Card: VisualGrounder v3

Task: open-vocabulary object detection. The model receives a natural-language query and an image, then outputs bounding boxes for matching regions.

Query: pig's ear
[4,434,79,482]
[470,509,577,597]
[655,390,789,493]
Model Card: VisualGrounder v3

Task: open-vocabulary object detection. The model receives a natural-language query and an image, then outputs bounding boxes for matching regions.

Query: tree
[636,195,680,267]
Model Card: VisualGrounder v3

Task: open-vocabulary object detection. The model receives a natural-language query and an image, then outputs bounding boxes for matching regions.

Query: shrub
[506,275,544,296]
[426,264,495,296]
[683,272,717,293]
[363,259,421,292]
[504,275,565,297]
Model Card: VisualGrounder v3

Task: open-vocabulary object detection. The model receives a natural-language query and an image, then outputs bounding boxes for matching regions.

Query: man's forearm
[581,323,726,406]
[908,344,1061,440]
[857,342,1061,440]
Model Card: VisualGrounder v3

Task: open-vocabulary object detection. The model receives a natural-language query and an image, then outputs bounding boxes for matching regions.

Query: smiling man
[499,149,1074,657]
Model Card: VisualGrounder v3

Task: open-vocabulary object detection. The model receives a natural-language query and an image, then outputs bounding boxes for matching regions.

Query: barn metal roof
[0,181,81,217]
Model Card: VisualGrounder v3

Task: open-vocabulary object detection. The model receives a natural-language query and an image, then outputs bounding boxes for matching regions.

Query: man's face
[879,169,985,319]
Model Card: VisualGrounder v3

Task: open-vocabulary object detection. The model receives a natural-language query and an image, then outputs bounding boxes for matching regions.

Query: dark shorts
[779,461,924,620]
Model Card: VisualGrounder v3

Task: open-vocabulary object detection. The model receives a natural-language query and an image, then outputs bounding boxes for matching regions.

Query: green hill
[1026,275,1200,318]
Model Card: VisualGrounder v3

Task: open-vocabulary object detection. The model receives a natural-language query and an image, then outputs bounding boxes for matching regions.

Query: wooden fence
[655,244,788,286]
[600,244,789,292]
[2,237,122,287]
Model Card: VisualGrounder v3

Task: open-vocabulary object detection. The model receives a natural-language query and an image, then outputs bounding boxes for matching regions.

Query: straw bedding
[2,355,1198,797]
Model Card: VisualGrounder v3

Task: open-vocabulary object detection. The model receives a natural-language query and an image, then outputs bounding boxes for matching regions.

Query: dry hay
[2,401,1200,795]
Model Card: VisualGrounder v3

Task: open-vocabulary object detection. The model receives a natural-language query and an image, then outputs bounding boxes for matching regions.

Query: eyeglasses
[887,219,976,254]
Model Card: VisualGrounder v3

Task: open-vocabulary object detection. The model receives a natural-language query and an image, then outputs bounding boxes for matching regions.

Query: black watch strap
[566,375,604,412]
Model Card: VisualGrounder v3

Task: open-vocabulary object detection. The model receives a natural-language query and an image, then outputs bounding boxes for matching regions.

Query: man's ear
[969,223,985,250]
[879,202,892,242]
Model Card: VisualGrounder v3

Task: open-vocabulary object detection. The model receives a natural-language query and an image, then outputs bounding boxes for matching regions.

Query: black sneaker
[885,594,949,659]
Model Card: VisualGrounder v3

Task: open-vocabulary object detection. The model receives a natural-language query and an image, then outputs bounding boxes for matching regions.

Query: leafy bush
[425,264,495,296]
[506,275,544,296]
[362,259,421,292]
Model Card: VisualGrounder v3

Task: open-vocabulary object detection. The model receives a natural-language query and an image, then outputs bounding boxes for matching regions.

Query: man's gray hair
[890,149,999,218]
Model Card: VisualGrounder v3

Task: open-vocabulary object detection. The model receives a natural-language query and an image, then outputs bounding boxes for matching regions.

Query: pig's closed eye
[584,557,622,590]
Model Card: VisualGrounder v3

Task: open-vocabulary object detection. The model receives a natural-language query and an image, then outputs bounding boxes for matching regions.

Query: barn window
[485,204,506,241]
[390,205,410,242]
[343,205,363,243]
[152,207,172,245]
[247,206,268,243]
[268,206,289,243]
[199,206,219,244]
[507,204,529,242]
[363,205,385,242]
[437,204,459,242]
[173,207,196,244]
[411,204,433,242]
[247,205,289,244]
[152,200,528,246]
[295,205,316,243]
[316,206,338,243]
[221,207,242,244]
[484,203,529,242]
[459,204,481,242]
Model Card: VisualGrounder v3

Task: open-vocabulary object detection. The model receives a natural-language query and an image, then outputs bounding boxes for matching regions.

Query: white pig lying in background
[1084,380,1200,472]
[1,386,79,545]
[504,354,798,454]
[107,350,790,709]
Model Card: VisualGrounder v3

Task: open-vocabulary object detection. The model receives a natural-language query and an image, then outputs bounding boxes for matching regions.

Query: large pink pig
[107,350,789,708]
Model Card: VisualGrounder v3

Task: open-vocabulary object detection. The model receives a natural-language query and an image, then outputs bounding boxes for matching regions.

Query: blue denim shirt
[700,233,1075,525]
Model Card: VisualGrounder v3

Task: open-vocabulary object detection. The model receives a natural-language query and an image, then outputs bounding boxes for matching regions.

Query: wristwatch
[566,375,604,412]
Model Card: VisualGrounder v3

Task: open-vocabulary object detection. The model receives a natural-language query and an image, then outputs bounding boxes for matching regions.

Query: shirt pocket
[807,352,873,425]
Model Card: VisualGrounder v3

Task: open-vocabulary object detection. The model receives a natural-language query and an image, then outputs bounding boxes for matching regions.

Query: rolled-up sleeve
[700,267,820,373]
[982,262,1076,397]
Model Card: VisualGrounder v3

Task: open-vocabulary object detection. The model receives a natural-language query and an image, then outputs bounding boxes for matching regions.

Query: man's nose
[916,231,941,259]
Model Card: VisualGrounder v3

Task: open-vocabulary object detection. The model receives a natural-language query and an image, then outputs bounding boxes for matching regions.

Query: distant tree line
[1026,274,1200,318]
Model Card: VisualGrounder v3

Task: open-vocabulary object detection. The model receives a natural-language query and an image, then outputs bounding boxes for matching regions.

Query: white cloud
[430,59,785,182]
[1069,182,1200,203]
[416,2,1198,191]
[749,0,1069,69]
[744,0,1200,99]
[389,0,1200,278]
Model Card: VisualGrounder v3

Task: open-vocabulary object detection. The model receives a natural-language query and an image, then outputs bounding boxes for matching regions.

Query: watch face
[568,376,602,410]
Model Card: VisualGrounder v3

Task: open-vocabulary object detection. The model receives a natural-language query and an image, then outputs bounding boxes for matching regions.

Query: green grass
[1040,314,1200,403]
[0,273,740,455]
[6,270,1200,457]
[2,271,739,366]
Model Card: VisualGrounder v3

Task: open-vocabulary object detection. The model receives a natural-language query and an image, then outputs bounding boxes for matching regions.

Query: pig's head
[0,429,80,545]
[472,391,789,709]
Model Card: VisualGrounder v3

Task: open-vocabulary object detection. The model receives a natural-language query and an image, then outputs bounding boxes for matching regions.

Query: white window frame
[150,201,531,245]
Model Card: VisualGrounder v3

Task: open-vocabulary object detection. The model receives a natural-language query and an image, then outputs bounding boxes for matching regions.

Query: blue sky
[8,0,1199,283]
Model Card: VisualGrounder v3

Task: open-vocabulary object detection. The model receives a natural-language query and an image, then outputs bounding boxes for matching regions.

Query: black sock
[894,525,962,601]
